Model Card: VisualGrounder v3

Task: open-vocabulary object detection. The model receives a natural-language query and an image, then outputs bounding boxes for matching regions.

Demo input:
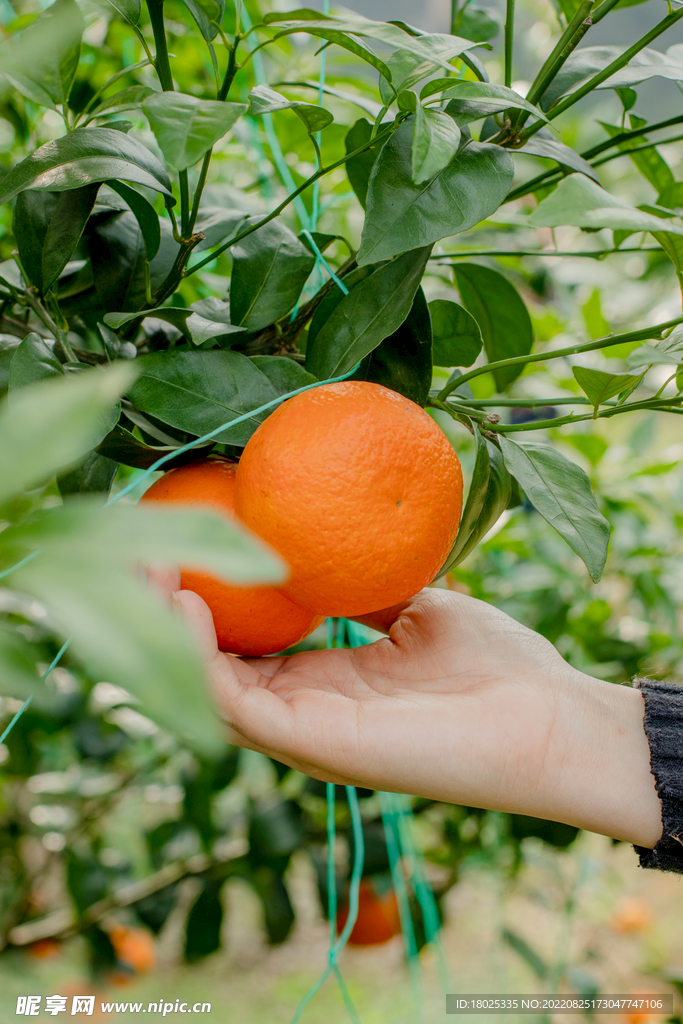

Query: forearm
[535,669,662,848]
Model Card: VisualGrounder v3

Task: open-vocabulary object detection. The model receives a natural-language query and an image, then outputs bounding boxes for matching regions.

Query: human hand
[152,567,661,849]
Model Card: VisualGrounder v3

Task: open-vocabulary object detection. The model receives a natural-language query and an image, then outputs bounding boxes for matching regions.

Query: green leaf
[432,82,550,125]
[127,349,289,446]
[344,118,383,210]
[358,120,513,265]
[598,118,674,193]
[9,333,63,390]
[0,127,174,206]
[194,207,249,251]
[107,180,161,261]
[456,6,499,43]
[305,246,432,379]
[229,219,315,332]
[0,364,135,504]
[2,0,84,110]
[411,105,461,184]
[183,0,224,41]
[0,625,41,700]
[572,365,644,413]
[0,338,20,398]
[185,882,224,960]
[89,212,179,313]
[438,425,511,576]
[657,182,683,214]
[542,46,683,109]
[379,49,430,105]
[105,0,141,25]
[265,11,477,80]
[13,184,100,293]
[650,230,683,299]
[519,129,599,183]
[2,500,282,753]
[95,423,212,469]
[498,436,610,582]
[453,264,533,390]
[249,356,318,392]
[142,93,247,171]
[306,265,377,349]
[105,307,243,346]
[627,326,683,371]
[529,173,683,237]
[85,85,157,123]
[248,85,334,135]
[58,451,119,497]
[429,298,482,367]
[353,287,433,406]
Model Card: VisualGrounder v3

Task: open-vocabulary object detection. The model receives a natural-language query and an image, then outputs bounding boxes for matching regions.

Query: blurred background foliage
[0,0,682,1018]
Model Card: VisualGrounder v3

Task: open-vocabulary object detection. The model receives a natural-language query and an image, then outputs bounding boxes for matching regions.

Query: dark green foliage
[14,185,100,294]
[453,263,534,391]
[353,286,433,406]
[184,880,224,962]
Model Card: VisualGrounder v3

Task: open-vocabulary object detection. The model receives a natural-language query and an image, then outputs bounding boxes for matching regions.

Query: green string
[379,790,424,1020]
[0,547,44,582]
[106,362,361,505]
[288,757,363,1024]
[344,623,449,1015]
[0,636,72,748]
[241,5,311,230]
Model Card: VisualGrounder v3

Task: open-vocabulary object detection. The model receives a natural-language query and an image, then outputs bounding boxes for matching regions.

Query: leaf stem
[431,247,660,259]
[436,315,683,401]
[504,0,515,88]
[488,396,682,431]
[188,150,212,234]
[178,170,191,236]
[520,6,683,141]
[505,114,683,202]
[521,0,593,115]
[185,122,397,276]
[23,288,77,363]
[218,34,241,101]
[440,395,609,407]
[146,0,175,92]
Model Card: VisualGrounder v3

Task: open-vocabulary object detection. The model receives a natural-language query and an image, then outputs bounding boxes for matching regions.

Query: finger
[146,562,181,606]
[175,588,219,660]
[175,589,299,752]
[351,596,414,635]
[226,723,372,788]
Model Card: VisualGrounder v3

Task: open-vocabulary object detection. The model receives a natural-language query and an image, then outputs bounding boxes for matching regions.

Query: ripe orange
[235,381,463,617]
[108,924,156,974]
[141,458,323,656]
[26,937,60,959]
[610,896,653,934]
[336,878,401,946]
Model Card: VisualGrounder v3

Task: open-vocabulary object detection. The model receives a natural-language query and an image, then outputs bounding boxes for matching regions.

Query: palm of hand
[182,587,568,806]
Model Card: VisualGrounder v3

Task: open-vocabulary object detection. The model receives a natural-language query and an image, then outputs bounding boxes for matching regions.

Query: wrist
[540,668,662,847]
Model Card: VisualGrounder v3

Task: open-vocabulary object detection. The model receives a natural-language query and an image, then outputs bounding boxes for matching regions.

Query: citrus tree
[0,0,682,992]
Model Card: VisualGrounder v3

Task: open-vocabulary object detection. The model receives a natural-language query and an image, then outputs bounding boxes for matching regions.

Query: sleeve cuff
[632,677,683,874]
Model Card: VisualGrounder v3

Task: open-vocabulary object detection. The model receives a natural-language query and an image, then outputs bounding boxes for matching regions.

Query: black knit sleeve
[632,678,683,874]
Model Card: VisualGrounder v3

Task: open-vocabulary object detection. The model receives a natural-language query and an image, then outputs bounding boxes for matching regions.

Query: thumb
[175,589,219,662]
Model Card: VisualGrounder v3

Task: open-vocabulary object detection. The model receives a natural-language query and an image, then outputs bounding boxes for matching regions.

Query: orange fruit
[141,458,324,656]
[108,924,156,974]
[610,896,653,934]
[234,381,463,617]
[26,937,60,959]
[337,879,401,946]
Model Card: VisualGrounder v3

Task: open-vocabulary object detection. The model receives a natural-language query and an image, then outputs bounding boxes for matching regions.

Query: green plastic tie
[107,362,361,505]
[0,636,71,748]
